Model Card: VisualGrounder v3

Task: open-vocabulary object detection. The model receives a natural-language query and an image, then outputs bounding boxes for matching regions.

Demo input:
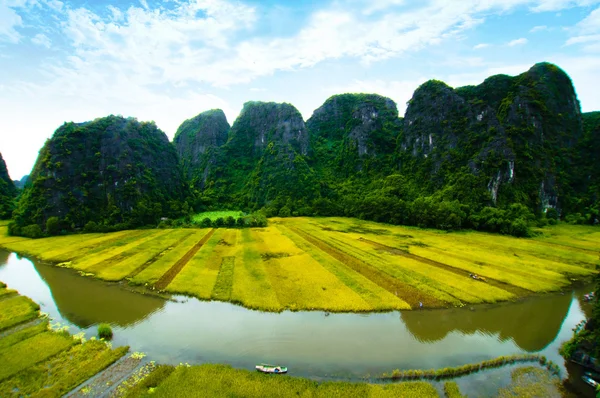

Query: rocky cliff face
[400,62,582,212]
[174,109,230,188]
[196,102,315,209]
[13,116,188,230]
[0,153,17,219]
[307,94,400,176]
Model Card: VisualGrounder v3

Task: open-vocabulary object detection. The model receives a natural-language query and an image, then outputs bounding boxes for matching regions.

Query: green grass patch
[443,381,466,398]
[192,211,243,223]
[0,340,128,397]
[132,364,439,398]
[0,331,74,381]
[0,295,40,331]
[211,256,236,301]
[0,321,48,351]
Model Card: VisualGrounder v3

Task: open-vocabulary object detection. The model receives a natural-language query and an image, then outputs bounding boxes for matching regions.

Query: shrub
[200,217,212,228]
[22,224,43,239]
[97,323,113,340]
[83,221,98,233]
[236,217,245,228]
[278,206,291,217]
[45,217,61,236]
[214,217,225,228]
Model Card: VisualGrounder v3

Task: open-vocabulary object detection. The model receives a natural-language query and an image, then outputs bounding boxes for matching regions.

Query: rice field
[0,284,128,395]
[0,217,597,312]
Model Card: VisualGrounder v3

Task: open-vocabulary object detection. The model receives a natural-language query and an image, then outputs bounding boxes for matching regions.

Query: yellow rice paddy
[0,218,597,312]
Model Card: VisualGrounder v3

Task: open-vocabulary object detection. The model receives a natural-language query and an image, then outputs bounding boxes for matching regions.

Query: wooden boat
[255,364,288,374]
[582,374,599,388]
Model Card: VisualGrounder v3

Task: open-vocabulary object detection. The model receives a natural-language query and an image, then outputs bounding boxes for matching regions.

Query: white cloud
[565,7,600,52]
[574,6,600,33]
[473,43,490,49]
[507,37,528,46]
[530,0,600,12]
[530,25,548,32]
[31,32,51,48]
[0,2,23,42]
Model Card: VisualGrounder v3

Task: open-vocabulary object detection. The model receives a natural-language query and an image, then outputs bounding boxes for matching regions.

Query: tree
[225,216,236,227]
[46,217,61,236]
[214,217,225,227]
[200,217,212,228]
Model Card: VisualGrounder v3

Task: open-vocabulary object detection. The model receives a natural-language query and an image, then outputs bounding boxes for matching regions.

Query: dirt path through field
[154,229,215,290]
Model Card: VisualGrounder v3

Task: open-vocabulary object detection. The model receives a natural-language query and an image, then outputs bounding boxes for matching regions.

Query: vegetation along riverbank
[0,217,597,313]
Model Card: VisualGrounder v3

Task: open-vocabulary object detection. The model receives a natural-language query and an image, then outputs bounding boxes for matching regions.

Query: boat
[255,363,288,374]
[582,374,599,388]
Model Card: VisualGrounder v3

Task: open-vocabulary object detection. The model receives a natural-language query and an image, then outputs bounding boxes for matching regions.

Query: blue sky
[1,0,600,179]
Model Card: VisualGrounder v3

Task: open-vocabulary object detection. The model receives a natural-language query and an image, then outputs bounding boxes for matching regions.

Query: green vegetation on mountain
[10,116,189,237]
[170,63,597,237]
[0,153,17,219]
[7,62,600,238]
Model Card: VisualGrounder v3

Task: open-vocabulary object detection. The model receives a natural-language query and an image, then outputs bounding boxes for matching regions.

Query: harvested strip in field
[154,229,215,290]
[278,225,410,311]
[85,230,175,275]
[287,226,441,308]
[120,230,197,279]
[0,340,128,397]
[71,230,164,271]
[42,230,145,262]
[0,331,74,381]
[0,295,40,331]
[255,227,374,311]
[165,229,228,299]
[229,229,280,311]
[211,256,236,301]
[303,227,464,306]
[359,237,525,298]
[91,230,195,281]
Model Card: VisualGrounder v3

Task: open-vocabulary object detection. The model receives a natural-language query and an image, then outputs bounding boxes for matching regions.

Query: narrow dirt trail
[154,229,216,290]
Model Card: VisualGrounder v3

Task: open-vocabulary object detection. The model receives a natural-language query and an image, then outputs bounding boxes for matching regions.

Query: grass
[0,331,75,381]
[0,321,48,351]
[98,323,113,339]
[497,366,565,398]
[0,340,128,397]
[192,211,243,223]
[0,295,40,331]
[0,217,597,312]
[381,354,560,381]
[129,364,439,398]
[443,381,465,398]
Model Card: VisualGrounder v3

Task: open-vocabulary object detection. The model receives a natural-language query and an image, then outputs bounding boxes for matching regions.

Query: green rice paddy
[0,218,597,312]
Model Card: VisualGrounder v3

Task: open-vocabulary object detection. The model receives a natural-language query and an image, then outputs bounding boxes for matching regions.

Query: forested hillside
[7,62,599,237]
[0,153,17,219]
[11,116,189,236]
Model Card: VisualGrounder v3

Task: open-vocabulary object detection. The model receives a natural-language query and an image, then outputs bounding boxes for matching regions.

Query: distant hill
[13,175,29,190]
[0,153,17,219]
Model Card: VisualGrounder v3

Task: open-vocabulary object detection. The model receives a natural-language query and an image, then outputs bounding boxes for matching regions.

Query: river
[0,250,595,396]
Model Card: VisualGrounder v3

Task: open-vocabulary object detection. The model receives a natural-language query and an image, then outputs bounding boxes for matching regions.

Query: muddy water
[0,250,595,393]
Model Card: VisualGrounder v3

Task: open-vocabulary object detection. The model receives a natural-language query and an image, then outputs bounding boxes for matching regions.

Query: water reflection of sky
[0,250,589,380]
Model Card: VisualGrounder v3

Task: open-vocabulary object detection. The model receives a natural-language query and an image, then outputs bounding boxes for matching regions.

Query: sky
[1,0,600,180]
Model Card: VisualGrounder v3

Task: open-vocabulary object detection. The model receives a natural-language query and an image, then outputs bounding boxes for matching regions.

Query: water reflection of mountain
[33,260,166,328]
[401,293,572,352]
[0,250,10,267]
